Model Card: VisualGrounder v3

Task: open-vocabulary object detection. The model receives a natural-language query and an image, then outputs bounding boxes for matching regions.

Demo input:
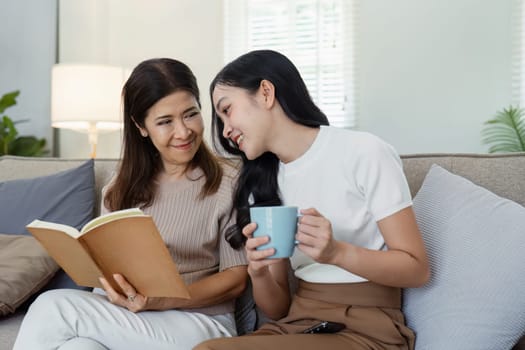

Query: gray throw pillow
[0,159,95,291]
[0,159,95,235]
[403,164,525,349]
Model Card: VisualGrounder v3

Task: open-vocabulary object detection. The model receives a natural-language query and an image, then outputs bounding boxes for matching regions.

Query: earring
[140,131,148,137]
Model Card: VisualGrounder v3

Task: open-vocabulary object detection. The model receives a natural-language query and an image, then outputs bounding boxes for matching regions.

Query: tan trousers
[194,281,415,350]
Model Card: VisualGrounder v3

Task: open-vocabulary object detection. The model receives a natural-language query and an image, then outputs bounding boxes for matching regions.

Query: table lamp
[51,64,129,158]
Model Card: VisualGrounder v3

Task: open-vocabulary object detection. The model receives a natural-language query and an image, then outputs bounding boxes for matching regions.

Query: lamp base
[88,127,98,158]
[89,142,97,159]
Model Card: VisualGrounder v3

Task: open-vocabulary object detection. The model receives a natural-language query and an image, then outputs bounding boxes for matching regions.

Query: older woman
[14,58,248,350]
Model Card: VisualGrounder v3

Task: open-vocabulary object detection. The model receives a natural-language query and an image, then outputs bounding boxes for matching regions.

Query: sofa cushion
[0,159,95,236]
[0,234,59,316]
[403,164,525,349]
[0,159,95,291]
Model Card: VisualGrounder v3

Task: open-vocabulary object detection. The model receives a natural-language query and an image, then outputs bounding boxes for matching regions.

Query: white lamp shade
[51,64,129,131]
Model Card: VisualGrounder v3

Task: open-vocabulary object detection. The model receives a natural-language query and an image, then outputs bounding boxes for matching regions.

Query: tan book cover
[26,208,190,299]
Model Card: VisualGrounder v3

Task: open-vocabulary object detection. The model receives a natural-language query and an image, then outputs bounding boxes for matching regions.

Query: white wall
[0,0,56,151]
[356,0,514,153]
[3,0,518,156]
[58,0,224,158]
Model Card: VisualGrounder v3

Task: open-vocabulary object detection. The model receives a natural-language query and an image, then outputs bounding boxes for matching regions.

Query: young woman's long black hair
[210,50,329,249]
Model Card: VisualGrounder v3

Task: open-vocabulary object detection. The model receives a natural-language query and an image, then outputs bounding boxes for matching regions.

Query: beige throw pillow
[0,234,59,316]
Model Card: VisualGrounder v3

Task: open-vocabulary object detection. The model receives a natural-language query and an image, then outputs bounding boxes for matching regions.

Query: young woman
[194,50,430,350]
[13,58,248,350]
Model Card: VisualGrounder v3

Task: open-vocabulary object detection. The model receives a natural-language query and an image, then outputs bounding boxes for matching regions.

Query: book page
[81,208,144,234]
[27,219,81,239]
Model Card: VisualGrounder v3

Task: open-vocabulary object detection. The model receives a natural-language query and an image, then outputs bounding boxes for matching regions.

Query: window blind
[224,0,356,128]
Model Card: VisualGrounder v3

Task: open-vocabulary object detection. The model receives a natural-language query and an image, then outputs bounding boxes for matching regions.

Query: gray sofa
[0,154,524,350]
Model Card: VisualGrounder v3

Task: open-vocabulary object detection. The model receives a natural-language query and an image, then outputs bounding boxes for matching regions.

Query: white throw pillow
[403,164,525,350]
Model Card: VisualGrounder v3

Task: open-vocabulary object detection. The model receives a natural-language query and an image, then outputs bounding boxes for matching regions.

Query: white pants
[13,289,236,350]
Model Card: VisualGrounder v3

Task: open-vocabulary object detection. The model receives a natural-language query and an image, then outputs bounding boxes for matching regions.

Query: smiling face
[212,84,273,160]
[137,90,203,173]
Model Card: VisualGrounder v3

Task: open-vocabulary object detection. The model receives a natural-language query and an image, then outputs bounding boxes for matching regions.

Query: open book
[26,208,190,299]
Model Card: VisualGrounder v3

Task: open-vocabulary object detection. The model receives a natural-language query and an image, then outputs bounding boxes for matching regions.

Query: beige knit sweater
[102,162,247,315]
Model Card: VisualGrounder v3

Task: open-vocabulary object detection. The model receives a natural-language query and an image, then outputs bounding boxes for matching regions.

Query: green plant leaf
[481,106,525,153]
[2,116,19,141]
[0,116,19,155]
[0,91,48,157]
[0,90,20,115]
[9,136,48,157]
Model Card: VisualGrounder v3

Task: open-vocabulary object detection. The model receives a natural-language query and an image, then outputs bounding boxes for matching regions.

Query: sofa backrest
[2,152,524,214]
[401,153,525,207]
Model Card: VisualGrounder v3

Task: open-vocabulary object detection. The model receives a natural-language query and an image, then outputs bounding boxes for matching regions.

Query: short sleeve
[352,135,412,221]
[217,163,248,271]
[99,179,115,216]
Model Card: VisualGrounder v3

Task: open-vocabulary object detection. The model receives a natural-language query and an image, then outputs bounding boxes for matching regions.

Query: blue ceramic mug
[249,206,299,258]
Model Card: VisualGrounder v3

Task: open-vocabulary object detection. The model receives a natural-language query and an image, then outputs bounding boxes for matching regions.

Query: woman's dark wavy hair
[210,50,329,248]
[105,58,223,211]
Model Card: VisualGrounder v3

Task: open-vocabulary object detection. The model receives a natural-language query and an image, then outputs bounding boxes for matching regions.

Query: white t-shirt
[278,126,412,283]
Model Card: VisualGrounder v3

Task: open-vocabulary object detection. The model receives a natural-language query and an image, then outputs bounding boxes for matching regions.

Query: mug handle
[294,213,303,245]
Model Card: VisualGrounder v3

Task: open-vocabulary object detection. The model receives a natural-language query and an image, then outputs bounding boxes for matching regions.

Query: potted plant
[481,105,525,153]
[0,90,48,156]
